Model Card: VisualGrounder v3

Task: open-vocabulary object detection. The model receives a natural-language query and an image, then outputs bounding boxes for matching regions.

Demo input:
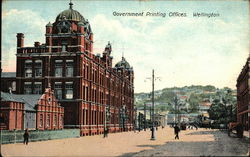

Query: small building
[0,88,64,130]
[236,56,250,131]
[199,101,212,118]
[154,113,166,126]
[1,72,16,94]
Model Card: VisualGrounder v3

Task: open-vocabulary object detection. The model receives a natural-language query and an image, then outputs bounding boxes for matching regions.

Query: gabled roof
[1,92,41,111]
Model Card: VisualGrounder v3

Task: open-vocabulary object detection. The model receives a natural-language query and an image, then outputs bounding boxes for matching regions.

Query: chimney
[16,33,24,48]
[34,42,40,47]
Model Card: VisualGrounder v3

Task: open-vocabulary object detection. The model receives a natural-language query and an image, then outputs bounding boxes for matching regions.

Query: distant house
[199,101,212,118]
[1,72,16,94]
[0,88,64,130]
[154,113,166,126]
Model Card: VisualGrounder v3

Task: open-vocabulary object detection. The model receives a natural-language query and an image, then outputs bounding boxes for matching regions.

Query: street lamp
[145,69,161,140]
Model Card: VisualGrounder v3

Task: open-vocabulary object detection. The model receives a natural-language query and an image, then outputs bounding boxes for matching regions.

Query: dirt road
[1,127,249,156]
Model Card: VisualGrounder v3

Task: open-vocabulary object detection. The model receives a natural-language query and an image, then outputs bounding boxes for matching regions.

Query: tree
[188,93,200,113]
[208,99,227,121]
[208,89,237,124]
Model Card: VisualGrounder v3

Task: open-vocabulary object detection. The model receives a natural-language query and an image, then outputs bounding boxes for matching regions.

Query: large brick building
[236,56,250,131]
[2,2,134,136]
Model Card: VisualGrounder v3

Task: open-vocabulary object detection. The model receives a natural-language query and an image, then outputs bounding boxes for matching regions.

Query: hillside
[135,85,236,114]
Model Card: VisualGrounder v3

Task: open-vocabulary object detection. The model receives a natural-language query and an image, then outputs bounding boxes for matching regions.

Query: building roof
[115,57,131,69]
[2,72,16,78]
[1,92,41,111]
[200,102,212,107]
[55,2,85,23]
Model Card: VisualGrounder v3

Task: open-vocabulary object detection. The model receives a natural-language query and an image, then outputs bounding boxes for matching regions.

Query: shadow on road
[120,129,249,157]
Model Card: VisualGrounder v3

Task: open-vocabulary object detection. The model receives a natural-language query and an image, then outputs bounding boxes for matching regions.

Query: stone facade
[236,56,250,131]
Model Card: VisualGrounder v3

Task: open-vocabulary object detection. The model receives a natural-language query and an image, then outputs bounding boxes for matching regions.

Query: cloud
[90,13,249,92]
[2,9,47,72]
[2,5,249,93]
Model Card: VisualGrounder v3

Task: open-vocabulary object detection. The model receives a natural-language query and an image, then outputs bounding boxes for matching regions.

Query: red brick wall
[15,15,134,135]
[236,57,250,130]
[0,101,24,130]
[36,88,64,130]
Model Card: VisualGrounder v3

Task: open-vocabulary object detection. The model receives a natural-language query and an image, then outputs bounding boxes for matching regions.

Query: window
[34,82,42,94]
[60,115,63,127]
[24,60,32,77]
[65,82,73,99]
[24,82,32,94]
[62,45,67,52]
[39,114,43,127]
[53,115,57,126]
[46,114,50,127]
[54,82,62,99]
[35,60,42,77]
[66,60,74,77]
[55,60,63,77]
[11,81,16,91]
[62,40,68,52]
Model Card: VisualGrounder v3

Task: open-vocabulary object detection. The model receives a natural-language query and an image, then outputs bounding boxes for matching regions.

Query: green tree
[188,93,200,113]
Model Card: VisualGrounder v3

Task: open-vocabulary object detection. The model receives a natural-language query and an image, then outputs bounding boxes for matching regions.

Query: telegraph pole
[151,69,155,140]
[144,103,146,131]
[145,69,160,140]
[174,96,177,125]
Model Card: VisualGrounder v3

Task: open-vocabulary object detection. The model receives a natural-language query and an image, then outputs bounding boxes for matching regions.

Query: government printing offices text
[113,11,220,18]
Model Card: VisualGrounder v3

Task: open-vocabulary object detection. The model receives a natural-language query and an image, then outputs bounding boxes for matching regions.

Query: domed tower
[45,1,93,53]
[115,57,134,83]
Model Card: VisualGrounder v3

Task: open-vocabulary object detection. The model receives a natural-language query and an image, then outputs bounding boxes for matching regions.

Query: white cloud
[2,6,249,93]
[2,9,47,71]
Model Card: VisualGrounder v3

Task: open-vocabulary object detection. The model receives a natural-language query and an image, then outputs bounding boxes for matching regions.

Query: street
[1,126,249,156]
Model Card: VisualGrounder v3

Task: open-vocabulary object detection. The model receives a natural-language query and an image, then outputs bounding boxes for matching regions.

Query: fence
[0,129,80,144]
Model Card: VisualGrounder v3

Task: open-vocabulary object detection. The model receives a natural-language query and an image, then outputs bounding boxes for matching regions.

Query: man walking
[23,128,30,145]
[174,125,180,140]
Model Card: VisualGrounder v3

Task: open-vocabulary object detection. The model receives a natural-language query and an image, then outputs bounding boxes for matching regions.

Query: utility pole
[151,69,155,140]
[174,96,177,125]
[145,69,160,140]
[144,103,146,131]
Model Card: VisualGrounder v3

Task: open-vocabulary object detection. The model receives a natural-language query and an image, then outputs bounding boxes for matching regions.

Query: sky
[2,0,249,93]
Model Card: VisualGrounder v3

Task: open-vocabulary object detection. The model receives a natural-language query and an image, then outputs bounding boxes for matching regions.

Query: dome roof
[115,57,131,69]
[55,2,85,22]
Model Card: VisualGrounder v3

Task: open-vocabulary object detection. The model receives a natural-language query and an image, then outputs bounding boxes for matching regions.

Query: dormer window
[57,20,71,33]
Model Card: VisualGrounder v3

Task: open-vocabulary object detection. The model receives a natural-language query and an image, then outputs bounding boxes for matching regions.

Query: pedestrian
[23,128,29,145]
[174,125,180,140]
[103,127,108,138]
